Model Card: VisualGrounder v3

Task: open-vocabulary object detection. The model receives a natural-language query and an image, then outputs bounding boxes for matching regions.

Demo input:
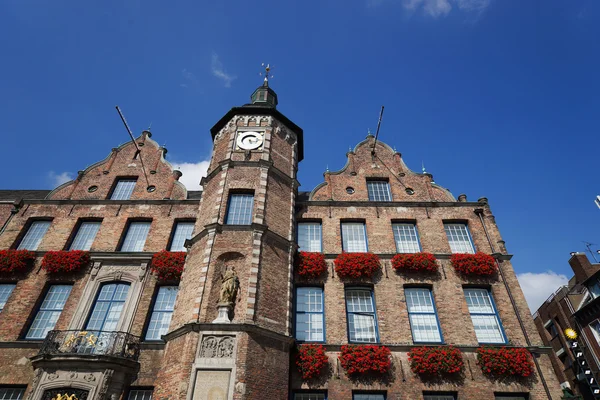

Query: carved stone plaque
[199,336,235,359]
[192,370,230,400]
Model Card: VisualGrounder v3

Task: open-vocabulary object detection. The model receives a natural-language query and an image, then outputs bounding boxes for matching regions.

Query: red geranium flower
[339,345,391,376]
[451,253,497,276]
[408,346,464,375]
[476,347,534,378]
[296,344,329,380]
[391,252,438,273]
[334,253,381,279]
[296,252,327,278]
[151,250,186,281]
[0,249,35,274]
[42,250,90,274]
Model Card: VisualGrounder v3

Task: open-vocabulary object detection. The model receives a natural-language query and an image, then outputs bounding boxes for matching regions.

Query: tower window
[26,285,72,339]
[69,221,101,251]
[367,180,392,201]
[297,222,322,252]
[169,222,194,252]
[392,223,421,253]
[225,193,254,225]
[120,221,151,252]
[341,222,368,252]
[464,288,506,344]
[444,223,475,254]
[110,178,137,200]
[17,220,51,251]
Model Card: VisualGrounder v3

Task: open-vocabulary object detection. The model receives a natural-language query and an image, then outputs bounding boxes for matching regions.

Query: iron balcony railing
[39,330,141,361]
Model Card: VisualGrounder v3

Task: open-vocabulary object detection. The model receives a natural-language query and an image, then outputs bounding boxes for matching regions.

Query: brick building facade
[0,79,563,400]
[533,253,600,399]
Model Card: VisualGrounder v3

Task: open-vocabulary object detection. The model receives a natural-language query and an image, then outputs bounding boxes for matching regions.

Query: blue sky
[1,0,599,311]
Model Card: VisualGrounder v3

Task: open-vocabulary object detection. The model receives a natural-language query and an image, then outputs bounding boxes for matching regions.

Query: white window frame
[169,222,194,252]
[0,284,16,312]
[225,193,254,225]
[17,220,51,250]
[145,286,179,341]
[110,179,137,200]
[405,288,443,343]
[366,180,392,202]
[464,288,506,344]
[70,221,101,251]
[295,287,325,342]
[341,222,368,253]
[345,288,379,343]
[120,221,151,252]
[392,223,421,253]
[26,284,72,339]
[444,223,475,254]
[297,222,322,252]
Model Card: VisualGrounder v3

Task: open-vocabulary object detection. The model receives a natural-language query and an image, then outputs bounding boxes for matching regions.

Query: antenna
[371,106,385,155]
[583,241,599,262]
[115,106,150,187]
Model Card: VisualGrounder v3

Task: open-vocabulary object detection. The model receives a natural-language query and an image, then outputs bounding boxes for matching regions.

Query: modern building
[0,77,562,400]
[534,253,600,399]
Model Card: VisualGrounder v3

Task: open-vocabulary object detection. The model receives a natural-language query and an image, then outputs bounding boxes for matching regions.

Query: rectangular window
[392,223,421,253]
[589,278,600,298]
[26,285,72,339]
[353,393,385,400]
[70,221,101,250]
[367,180,392,201]
[297,222,322,252]
[545,321,558,338]
[169,222,194,252]
[120,221,151,252]
[464,288,506,344]
[145,286,178,341]
[295,287,325,342]
[0,284,16,312]
[405,288,442,343]
[341,222,368,252]
[0,388,25,400]
[128,390,153,400]
[17,220,51,250]
[225,193,254,225]
[590,320,600,345]
[423,394,457,400]
[110,179,137,200]
[494,394,529,400]
[294,393,326,400]
[86,282,130,331]
[444,223,475,253]
[346,288,378,343]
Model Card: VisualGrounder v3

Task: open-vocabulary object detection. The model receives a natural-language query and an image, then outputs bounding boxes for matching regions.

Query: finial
[260,63,274,86]
[367,128,373,138]
[393,146,397,152]
[326,164,330,173]
[422,161,427,174]
[147,121,153,132]
[349,146,353,152]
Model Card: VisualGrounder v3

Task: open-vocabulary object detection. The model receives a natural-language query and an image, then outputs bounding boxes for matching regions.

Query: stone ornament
[219,266,239,305]
[83,373,95,382]
[47,372,59,381]
[200,336,235,359]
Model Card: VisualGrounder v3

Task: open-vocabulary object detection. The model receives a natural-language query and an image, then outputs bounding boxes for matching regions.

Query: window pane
[121,222,151,252]
[111,179,137,200]
[128,390,153,400]
[405,288,434,313]
[346,289,377,343]
[406,288,441,343]
[0,388,25,400]
[226,194,254,225]
[169,222,194,251]
[0,284,16,311]
[296,287,324,342]
[26,285,72,339]
[17,221,51,250]
[70,221,101,250]
[424,395,456,400]
[444,224,475,254]
[341,223,367,252]
[298,223,322,252]
[294,394,325,400]
[495,396,528,400]
[392,223,420,253]
[86,283,130,331]
[146,286,179,340]
[354,394,385,400]
[367,181,392,201]
[464,289,505,344]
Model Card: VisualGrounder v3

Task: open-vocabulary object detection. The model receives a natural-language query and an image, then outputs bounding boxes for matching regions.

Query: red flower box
[339,345,391,376]
[476,347,534,378]
[296,252,327,278]
[391,252,438,273]
[0,249,35,274]
[151,251,186,281]
[42,250,90,274]
[408,346,464,375]
[451,253,497,276]
[334,253,381,279]
[296,344,329,380]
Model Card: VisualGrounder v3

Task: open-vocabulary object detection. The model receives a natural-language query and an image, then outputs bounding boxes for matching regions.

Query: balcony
[38,330,141,361]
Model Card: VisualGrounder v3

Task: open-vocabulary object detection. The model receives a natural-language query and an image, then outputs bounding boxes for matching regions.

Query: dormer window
[110,178,137,200]
[367,180,391,201]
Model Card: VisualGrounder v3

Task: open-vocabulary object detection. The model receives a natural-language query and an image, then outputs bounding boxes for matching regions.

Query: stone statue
[218,266,239,305]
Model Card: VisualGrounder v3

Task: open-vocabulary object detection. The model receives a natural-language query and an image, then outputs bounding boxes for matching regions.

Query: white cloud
[373,0,491,18]
[211,53,236,88]
[517,270,569,313]
[181,68,199,89]
[48,171,74,187]
[172,160,210,190]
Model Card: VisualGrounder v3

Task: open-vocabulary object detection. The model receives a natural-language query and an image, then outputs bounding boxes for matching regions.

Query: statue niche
[211,252,244,324]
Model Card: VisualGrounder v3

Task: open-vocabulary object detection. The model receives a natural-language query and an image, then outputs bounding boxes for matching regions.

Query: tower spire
[251,62,278,108]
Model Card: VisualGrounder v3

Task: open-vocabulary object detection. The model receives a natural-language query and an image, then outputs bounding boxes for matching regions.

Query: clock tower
[153,70,303,400]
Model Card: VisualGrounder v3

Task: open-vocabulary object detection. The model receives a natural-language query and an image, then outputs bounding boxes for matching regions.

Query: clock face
[236,131,264,150]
